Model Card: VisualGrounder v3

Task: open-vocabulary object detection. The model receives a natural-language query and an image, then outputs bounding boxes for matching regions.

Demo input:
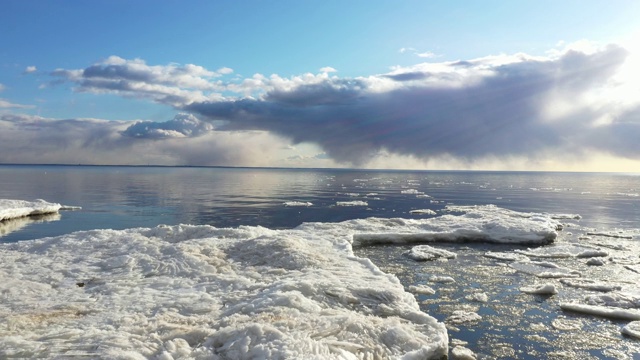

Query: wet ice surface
[356,223,640,359]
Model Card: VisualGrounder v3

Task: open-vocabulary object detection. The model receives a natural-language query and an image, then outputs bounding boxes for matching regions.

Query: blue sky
[1,0,640,170]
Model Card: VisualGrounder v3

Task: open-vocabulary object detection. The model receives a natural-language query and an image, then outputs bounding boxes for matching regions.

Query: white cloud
[0,84,5,92]
[0,99,33,109]
[44,44,640,170]
[320,67,337,73]
[24,66,37,74]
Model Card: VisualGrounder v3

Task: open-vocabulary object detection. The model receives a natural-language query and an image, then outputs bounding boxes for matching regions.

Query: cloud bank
[46,44,640,169]
[0,114,286,167]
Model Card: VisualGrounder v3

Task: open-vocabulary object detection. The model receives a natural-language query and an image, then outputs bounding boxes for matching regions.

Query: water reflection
[0,213,61,239]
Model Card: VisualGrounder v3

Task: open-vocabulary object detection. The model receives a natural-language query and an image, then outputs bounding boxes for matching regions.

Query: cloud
[0,83,5,92]
[50,56,230,106]
[45,44,640,170]
[121,113,213,139]
[24,66,37,74]
[0,113,285,166]
[0,99,33,109]
[185,44,639,166]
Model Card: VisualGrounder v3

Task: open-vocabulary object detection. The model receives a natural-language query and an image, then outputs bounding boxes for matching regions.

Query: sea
[1,164,639,359]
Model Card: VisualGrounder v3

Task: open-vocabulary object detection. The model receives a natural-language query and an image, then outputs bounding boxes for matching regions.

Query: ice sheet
[283,201,313,207]
[509,261,580,278]
[0,222,449,359]
[0,199,63,221]
[409,209,437,215]
[515,244,608,259]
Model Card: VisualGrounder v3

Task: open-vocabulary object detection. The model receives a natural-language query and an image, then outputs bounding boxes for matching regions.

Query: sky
[1,0,640,171]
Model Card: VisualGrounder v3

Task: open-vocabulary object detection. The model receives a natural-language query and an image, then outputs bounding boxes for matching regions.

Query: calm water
[1,165,638,242]
[1,165,640,359]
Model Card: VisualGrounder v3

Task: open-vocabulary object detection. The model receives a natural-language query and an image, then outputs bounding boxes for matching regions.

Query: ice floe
[351,205,562,247]
[561,291,640,320]
[509,261,580,278]
[0,199,63,221]
[622,321,640,339]
[409,209,437,215]
[283,201,313,207]
[520,283,558,295]
[514,244,608,259]
[335,201,368,207]
[559,279,622,292]
[406,245,457,261]
[447,310,482,324]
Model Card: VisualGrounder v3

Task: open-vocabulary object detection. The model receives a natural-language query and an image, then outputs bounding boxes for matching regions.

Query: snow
[0,222,449,359]
[406,245,456,261]
[0,199,63,221]
[408,285,436,295]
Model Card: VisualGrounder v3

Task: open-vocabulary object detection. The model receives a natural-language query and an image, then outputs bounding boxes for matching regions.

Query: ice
[351,205,562,247]
[283,201,313,207]
[483,251,528,262]
[408,285,436,295]
[515,244,608,259]
[586,258,606,266]
[0,199,63,221]
[509,261,580,278]
[622,321,640,339]
[520,283,558,295]
[0,223,448,359]
[335,201,368,207]
[447,310,482,324]
[406,245,457,261]
[561,291,640,320]
[401,189,423,194]
[451,345,477,360]
[559,279,622,292]
[465,292,489,303]
[586,231,634,239]
[409,209,437,215]
[560,304,640,320]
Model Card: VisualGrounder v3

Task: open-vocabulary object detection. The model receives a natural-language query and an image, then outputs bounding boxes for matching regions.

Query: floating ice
[447,311,482,324]
[0,199,63,221]
[515,244,608,259]
[335,201,368,207]
[351,205,562,247]
[401,189,423,194]
[407,245,457,261]
[430,275,456,284]
[510,261,580,278]
[561,291,640,320]
[409,209,437,215]
[586,258,606,266]
[0,223,448,359]
[451,345,477,360]
[560,304,640,320]
[283,201,313,207]
[465,292,489,303]
[408,285,436,295]
[586,231,633,239]
[622,321,640,339]
[559,279,622,292]
[483,251,528,262]
[520,283,558,295]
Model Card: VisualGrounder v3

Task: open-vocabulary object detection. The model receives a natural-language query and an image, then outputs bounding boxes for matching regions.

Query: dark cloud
[121,113,213,139]
[187,45,633,165]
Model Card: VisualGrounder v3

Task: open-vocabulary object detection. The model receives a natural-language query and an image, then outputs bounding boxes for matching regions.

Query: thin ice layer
[0,199,62,221]
[349,205,562,247]
[0,223,448,359]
